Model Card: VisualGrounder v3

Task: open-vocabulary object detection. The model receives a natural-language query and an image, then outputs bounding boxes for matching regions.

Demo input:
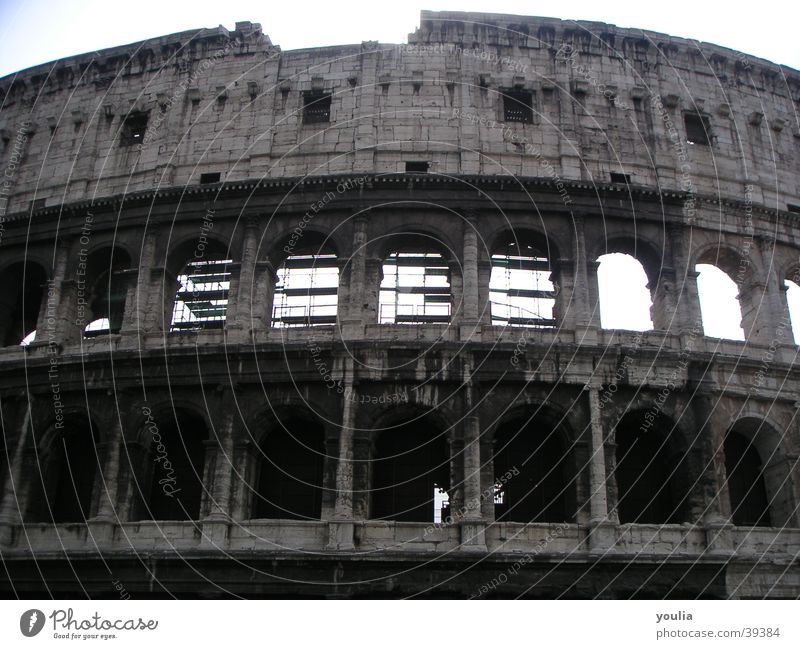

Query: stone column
[342,216,367,337]
[93,416,124,522]
[460,216,480,340]
[739,236,790,347]
[225,218,261,340]
[254,261,276,333]
[570,216,599,340]
[121,223,162,336]
[329,360,356,549]
[667,224,704,335]
[0,401,32,545]
[205,405,236,522]
[586,386,616,550]
[460,361,486,551]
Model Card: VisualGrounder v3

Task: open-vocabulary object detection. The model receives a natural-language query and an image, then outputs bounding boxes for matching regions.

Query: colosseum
[0,10,798,599]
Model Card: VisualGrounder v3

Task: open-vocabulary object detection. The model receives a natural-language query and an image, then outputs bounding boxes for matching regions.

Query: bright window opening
[696,264,744,340]
[170,259,232,331]
[272,252,339,327]
[490,244,555,327]
[597,253,653,331]
[785,279,800,344]
[379,252,450,324]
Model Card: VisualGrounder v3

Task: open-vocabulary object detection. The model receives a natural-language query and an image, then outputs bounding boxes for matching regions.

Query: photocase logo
[20,609,45,637]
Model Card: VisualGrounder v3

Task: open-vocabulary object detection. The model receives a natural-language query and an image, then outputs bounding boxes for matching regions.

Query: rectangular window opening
[120,112,148,146]
[200,172,221,184]
[787,204,800,214]
[405,161,429,173]
[303,92,332,124]
[684,112,711,146]
[610,172,631,184]
[503,89,533,124]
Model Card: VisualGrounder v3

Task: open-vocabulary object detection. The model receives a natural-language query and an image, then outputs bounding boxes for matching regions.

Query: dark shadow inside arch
[145,409,206,521]
[83,247,132,337]
[493,412,573,523]
[0,261,46,346]
[724,428,771,527]
[371,416,450,522]
[253,415,325,520]
[614,413,688,524]
[28,412,99,523]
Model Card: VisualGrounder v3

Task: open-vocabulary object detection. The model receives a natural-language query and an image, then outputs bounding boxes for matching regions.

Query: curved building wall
[0,12,798,599]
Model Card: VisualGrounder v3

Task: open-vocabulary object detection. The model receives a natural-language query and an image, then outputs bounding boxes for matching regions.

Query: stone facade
[0,12,798,598]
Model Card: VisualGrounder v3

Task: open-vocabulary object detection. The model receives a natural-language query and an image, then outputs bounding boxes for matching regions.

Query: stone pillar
[204,404,236,522]
[739,236,790,346]
[329,361,356,549]
[460,363,486,551]
[570,216,599,340]
[586,386,616,550]
[342,216,367,336]
[93,416,124,522]
[225,218,262,340]
[460,216,480,340]
[667,224,704,335]
[37,238,78,345]
[254,261,276,332]
[0,401,32,545]
[121,224,162,336]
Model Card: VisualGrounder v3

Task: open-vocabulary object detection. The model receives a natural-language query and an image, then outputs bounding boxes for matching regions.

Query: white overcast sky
[1,0,798,340]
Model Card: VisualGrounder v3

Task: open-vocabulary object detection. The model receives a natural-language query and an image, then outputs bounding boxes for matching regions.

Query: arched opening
[490,233,557,327]
[144,409,207,521]
[614,412,688,524]
[0,261,46,346]
[253,415,325,519]
[371,415,450,522]
[493,412,573,522]
[271,244,339,327]
[784,277,800,344]
[169,251,232,331]
[379,235,451,324]
[29,413,99,523]
[597,253,653,331]
[724,429,771,526]
[82,247,132,337]
[695,262,744,340]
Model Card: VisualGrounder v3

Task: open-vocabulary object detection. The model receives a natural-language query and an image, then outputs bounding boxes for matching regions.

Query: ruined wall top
[0,11,798,221]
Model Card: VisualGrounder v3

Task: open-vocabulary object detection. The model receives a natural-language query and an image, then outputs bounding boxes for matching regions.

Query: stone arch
[612,409,692,524]
[487,401,577,523]
[131,402,211,521]
[78,245,133,336]
[694,244,749,340]
[367,405,453,523]
[27,410,100,523]
[0,260,47,346]
[723,417,794,527]
[247,405,328,520]
[488,228,560,328]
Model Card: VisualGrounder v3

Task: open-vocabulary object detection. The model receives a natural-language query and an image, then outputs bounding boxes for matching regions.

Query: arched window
[253,416,325,519]
[272,247,339,327]
[371,417,450,522]
[490,237,556,327]
[0,261,46,346]
[82,248,131,337]
[143,409,207,520]
[597,253,653,330]
[695,263,744,340]
[29,413,99,523]
[493,413,572,522]
[379,246,450,324]
[724,429,771,526]
[170,257,232,331]
[614,413,688,524]
[784,278,800,344]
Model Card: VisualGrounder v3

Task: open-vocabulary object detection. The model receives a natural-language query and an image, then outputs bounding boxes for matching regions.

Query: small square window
[120,112,148,146]
[684,113,711,145]
[405,161,429,173]
[303,92,331,124]
[610,172,631,184]
[788,204,800,214]
[200,172,221,184]
[503,89,533,123]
